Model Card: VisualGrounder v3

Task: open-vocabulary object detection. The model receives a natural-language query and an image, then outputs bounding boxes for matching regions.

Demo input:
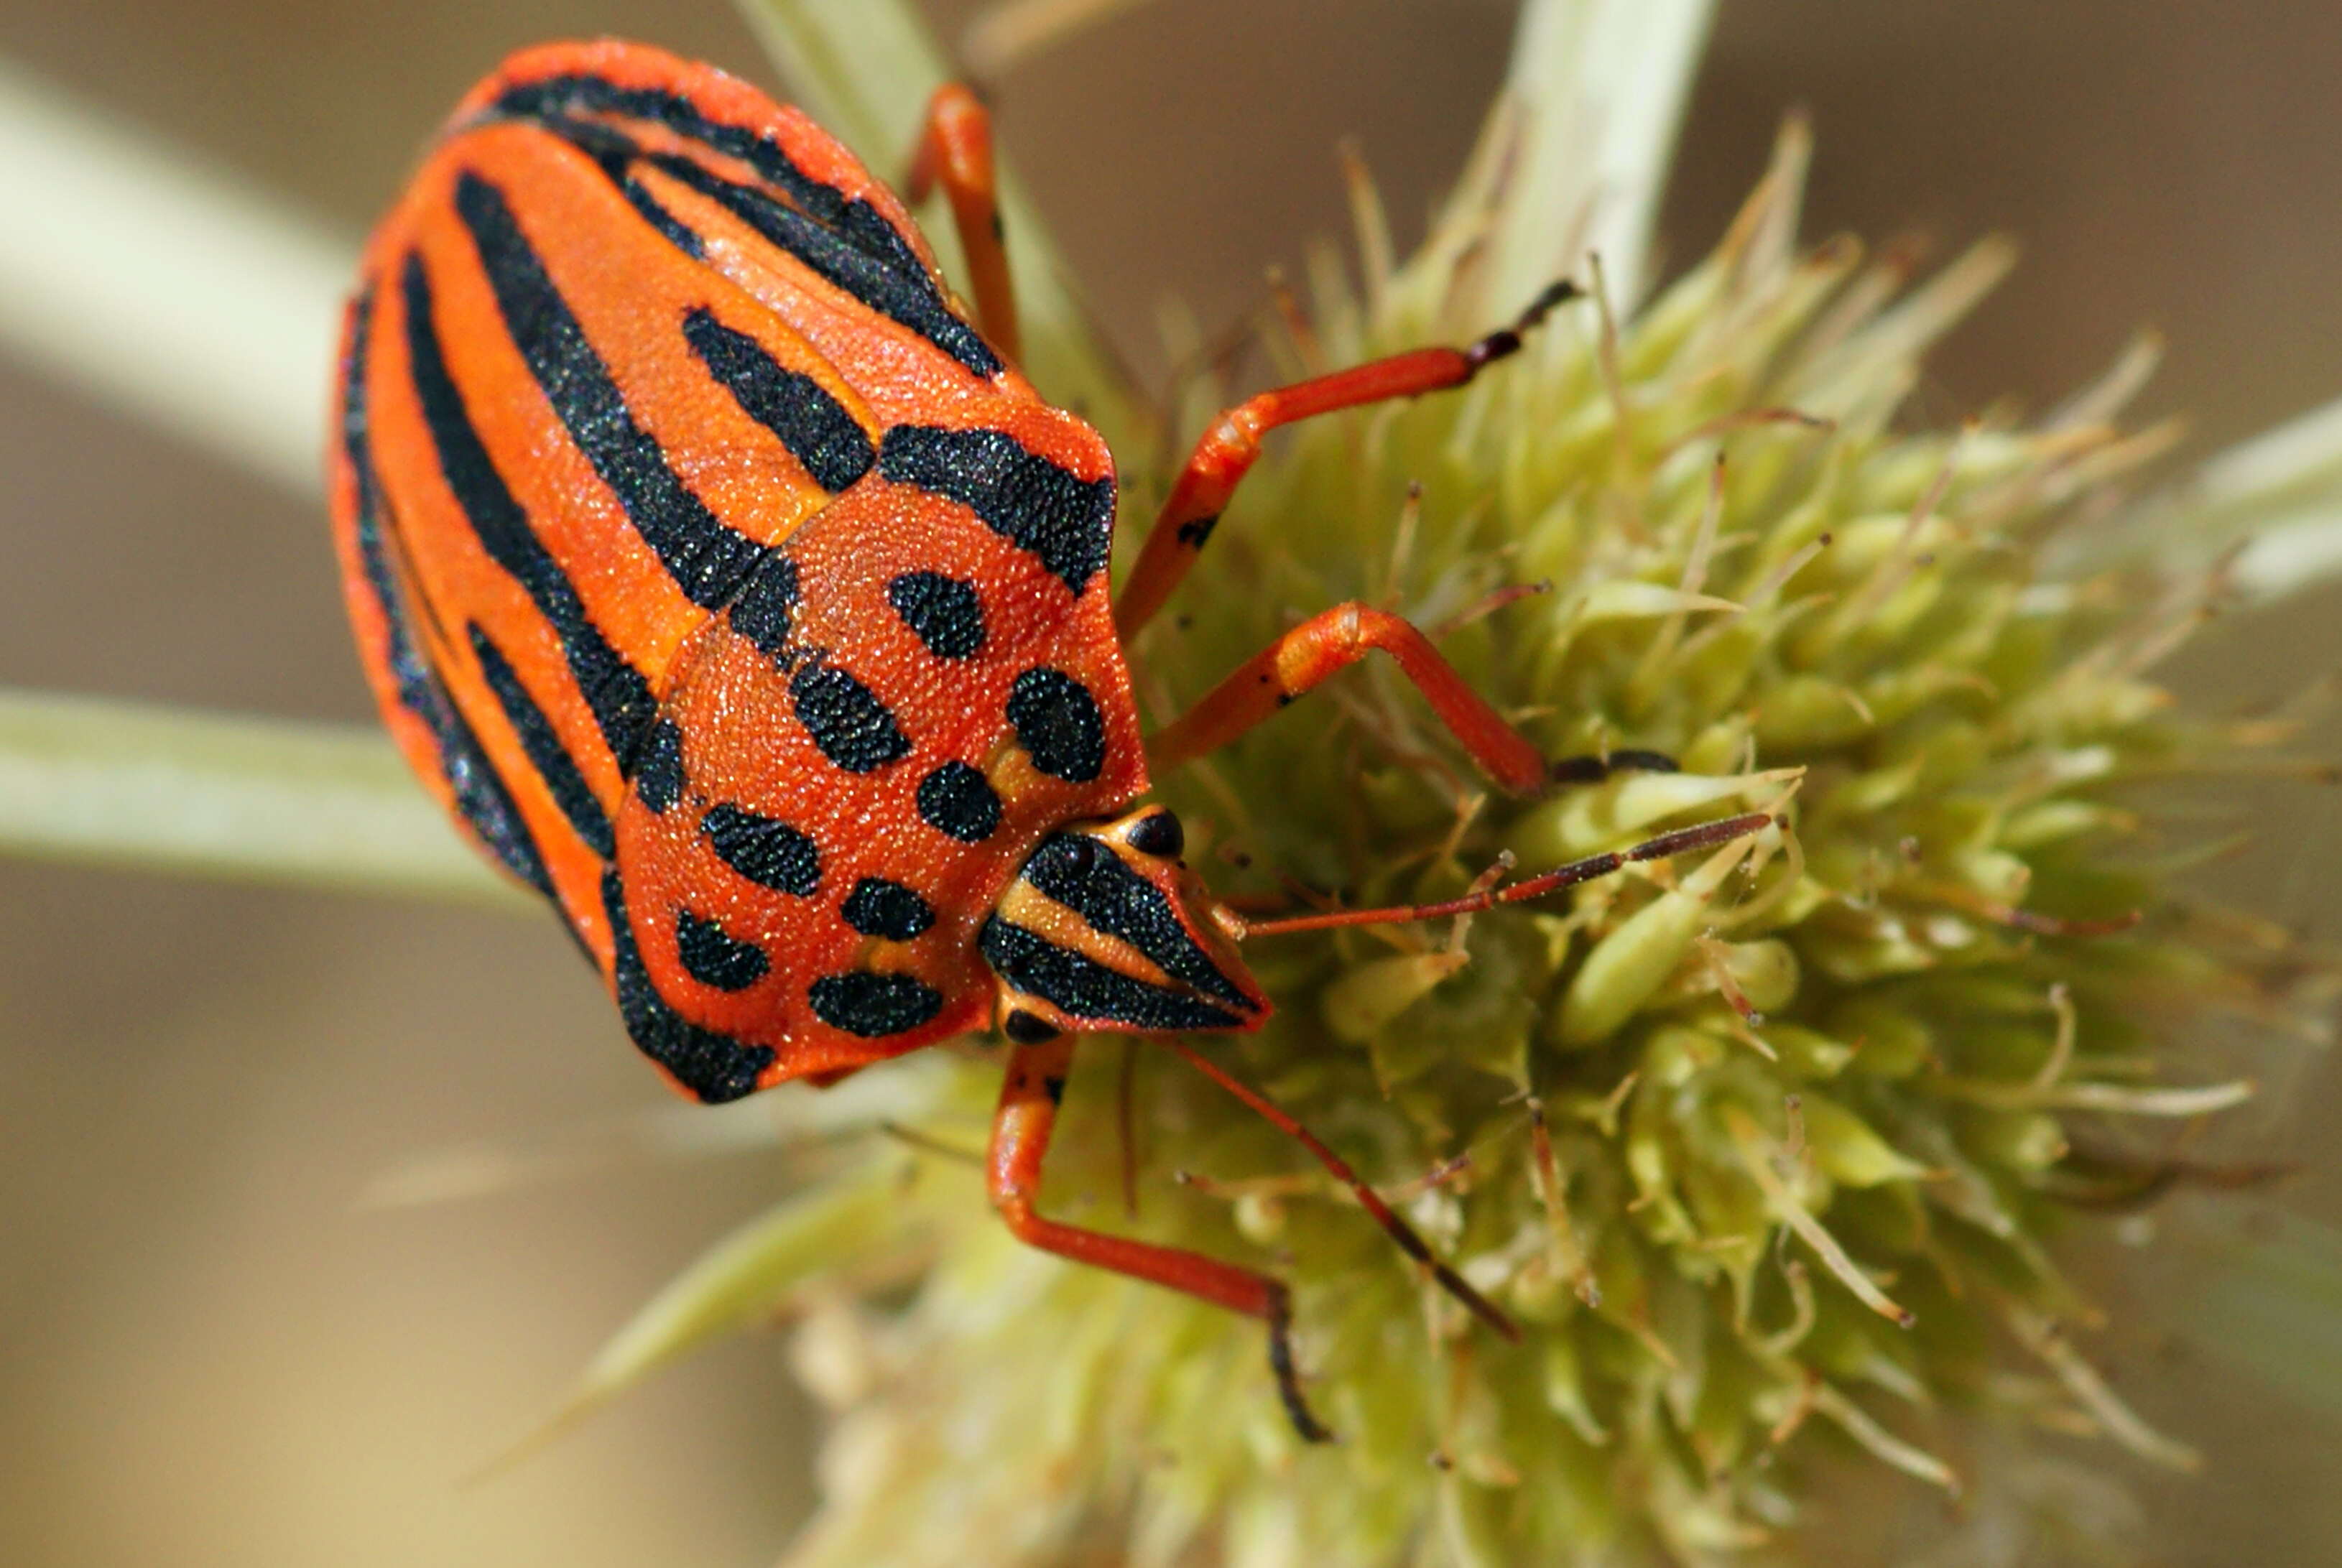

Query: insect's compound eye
[1057,833,1103,878]
[1124,809,1185,859]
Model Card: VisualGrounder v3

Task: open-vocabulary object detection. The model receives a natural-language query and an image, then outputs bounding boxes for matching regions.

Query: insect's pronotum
[330,39,1778,1437]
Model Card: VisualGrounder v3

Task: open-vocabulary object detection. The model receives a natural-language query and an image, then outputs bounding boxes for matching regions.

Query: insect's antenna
[1157,1036,1520,1345]
[1236,811,1782,939]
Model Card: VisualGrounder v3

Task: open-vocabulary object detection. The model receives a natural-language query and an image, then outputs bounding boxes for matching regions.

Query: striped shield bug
[330,38,1777,1439]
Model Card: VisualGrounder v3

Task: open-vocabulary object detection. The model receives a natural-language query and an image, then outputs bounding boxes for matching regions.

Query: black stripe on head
[876,427,1113,595]
[399,251,659,774]
[978,917,1249,1032]
[486,74,1001,379]
[1006,667,1106,783]
[450,172,769,611]
[343,287,555,898]
[886,571,986,659]
[1017,832,1250,1008]
[790,660,911,773]
[675,908,772,991]
[702,802,821,896]
[809,970,945,1037]
[603,869,777,1102]
[466,622,616,858]
[681,307,873,493]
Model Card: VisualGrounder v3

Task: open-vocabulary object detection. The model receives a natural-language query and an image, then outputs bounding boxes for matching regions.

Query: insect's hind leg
[1114,280,1580,640]
[988,1032,1332,1442]
[906,85,1019,362]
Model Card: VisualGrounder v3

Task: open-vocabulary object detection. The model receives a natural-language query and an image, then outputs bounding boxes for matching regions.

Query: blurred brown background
[0,1,2336,1563]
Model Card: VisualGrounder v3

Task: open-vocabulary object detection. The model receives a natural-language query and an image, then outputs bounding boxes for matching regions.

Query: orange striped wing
[329,40,1147,1100]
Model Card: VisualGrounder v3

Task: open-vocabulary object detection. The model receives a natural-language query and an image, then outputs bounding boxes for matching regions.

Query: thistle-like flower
[2,2,2339,1565]
[706,99,2320,1564]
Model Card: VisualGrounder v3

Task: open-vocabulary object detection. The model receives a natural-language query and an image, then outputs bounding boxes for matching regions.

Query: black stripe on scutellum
[399,251,659,776]
[681,307,873,493]
[977,917,1248,1033]
[450,171,769,611]
[877,426,1113,595]
[343,286,553,898]
[602,868,776,1102]
[1017,832,1251,1008]
[484,73,1002,380]
[466,622,617,858]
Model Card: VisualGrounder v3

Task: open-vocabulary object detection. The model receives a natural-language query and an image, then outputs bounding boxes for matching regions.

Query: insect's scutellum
[330,39,1782,1439]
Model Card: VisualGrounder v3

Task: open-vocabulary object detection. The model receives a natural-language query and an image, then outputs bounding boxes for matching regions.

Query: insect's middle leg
[906,84,1019,362]
[987,1033,1332,1441]
[1144,600,1551,794]
[1114,280,1579,639]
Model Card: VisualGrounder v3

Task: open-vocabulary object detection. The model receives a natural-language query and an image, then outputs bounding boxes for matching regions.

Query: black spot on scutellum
[1006,667,1106,782]
[917,761,1001,843]
[791,660,912,773]
[675,909,770,991]
[601,870,774,1102]
[841,877,935,940]
[703,802,820,896]
[809,970,944,1037]
[887,571,986,659]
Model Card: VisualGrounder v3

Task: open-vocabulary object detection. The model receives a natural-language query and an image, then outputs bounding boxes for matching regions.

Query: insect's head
[980,805,1269,1042]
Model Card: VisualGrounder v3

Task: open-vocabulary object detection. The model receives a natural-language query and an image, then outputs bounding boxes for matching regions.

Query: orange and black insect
[330,39,1774,1439]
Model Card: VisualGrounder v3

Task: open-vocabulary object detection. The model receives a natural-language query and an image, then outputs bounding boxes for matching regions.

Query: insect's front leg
[906,85,1019,363]
[986,1031,1332,1442]
[1114,280,1580,639]
[1144,600,1552,794]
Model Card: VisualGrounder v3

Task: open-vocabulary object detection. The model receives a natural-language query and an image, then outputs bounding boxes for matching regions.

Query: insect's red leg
[1145,600,1550,794]
[989,1032,1333,1442]
[905,84,1020,363]
[1114,280,1580,639]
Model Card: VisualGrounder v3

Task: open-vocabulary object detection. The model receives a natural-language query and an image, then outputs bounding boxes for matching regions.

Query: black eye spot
[887,571,987,659]
[1124,809,1183,858]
